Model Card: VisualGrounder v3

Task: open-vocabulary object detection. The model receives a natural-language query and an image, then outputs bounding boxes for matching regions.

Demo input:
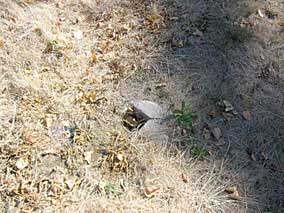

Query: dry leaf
[41,66,50,72]
[98,41,110,54]
[102,74,114,81]
[203,128,211,140]
[225,186,241,200]
[15,158,29,170]
[212,127,222,140]
[229,190,241,200]
[242,111,252,121]
[215,139,226,146]
[225,186,237,194]
[0,40,4,49]
[207,110,217,119]
[181,173,189,183]
[223,112,235,121]
[91,52,99,63]
[261,151,268,160]
[86,91,97,103]
[9,16,16,23]
[144,186,160,198]
[34,28,42,36]
[250,153,256,161]
[172,37,184,48]
[223,100,234,112]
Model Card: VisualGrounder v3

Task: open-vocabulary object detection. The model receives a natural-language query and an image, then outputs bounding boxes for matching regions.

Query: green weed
[187,137,208,160]
[104,183,117,195]
[172,101,197,129]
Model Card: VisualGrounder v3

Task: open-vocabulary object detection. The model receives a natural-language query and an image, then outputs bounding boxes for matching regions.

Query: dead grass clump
[0,0,264,212]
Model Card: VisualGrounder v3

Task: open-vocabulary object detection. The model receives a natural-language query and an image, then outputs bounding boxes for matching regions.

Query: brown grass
[1,0,284,212]
[0,0,238,212]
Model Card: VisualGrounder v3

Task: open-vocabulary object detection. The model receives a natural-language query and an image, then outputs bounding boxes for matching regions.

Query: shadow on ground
[124,0,284,212]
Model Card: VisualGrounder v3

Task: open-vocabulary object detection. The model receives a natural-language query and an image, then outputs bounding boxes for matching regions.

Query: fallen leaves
[144,185,160,198]
[34,27,42,36]
[225,186,241,200]
[90,51,99,64]
[203,127,211,140]
[242,111,252,121]
[223,100,234,112]
[181,173,189,183]
[229,190,241,200]
[0,39,4,49]
[146,3,165,30]
[222,112,235,121]
[43,40,64,58]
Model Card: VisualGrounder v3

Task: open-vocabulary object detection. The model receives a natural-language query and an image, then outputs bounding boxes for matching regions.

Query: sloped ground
[0,0,284,212]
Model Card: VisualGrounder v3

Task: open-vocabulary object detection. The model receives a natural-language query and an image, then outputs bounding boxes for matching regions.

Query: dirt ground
[0,0,284,212]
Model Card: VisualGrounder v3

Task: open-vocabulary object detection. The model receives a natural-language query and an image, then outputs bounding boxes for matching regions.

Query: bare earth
[0,0,284,212]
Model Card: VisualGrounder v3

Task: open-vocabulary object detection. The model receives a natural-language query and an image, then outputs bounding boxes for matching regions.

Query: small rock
[131,100,165,119]
[125,100,169,141]
[139,119,168,141]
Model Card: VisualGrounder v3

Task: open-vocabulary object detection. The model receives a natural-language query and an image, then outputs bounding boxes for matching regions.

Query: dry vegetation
[0,0,284,212]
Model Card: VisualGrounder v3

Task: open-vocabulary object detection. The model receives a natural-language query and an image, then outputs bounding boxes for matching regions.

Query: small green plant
[272,136,284,145]
[104,183,117,195]
[172,101,197,129]
[187,137,208,160]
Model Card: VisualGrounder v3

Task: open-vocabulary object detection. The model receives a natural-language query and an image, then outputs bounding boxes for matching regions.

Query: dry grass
[1,0,284,212]
[0,0,240,212]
